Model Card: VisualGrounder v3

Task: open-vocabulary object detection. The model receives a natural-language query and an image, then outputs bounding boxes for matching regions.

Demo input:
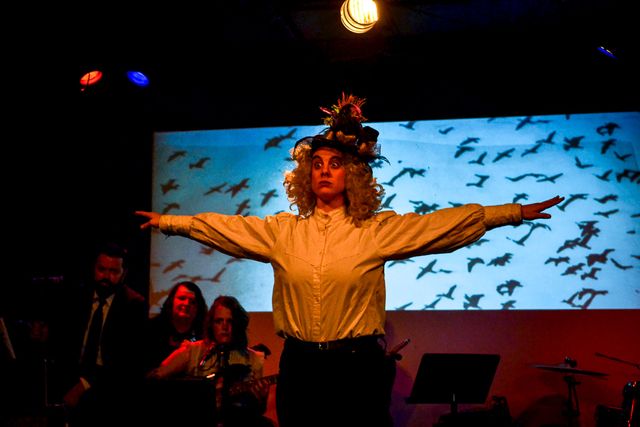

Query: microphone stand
[213,346,230,427]
[595,352,640,371]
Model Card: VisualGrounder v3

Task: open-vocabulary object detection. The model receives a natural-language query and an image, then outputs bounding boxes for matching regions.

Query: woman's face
[311,147,346,207]
[212,304,233,345]
[172,285,198,324]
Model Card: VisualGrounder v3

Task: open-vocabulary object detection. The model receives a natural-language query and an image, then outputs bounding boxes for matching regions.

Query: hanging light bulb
[340,0,378,34]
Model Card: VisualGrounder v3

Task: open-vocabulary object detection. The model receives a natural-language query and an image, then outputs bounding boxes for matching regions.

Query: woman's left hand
[521,196,564,220]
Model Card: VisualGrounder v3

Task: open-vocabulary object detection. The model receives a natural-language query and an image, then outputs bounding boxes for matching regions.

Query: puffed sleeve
[373,203,521,260]
[159,213,295,262]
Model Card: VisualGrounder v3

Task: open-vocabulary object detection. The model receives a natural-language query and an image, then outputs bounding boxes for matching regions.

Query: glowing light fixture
[340,0,378,34]
[126,71,150,87]
[79,70,103,91]
[596,46,617,60]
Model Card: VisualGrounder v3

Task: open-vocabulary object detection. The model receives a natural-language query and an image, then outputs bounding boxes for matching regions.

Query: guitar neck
[228,373,279,396]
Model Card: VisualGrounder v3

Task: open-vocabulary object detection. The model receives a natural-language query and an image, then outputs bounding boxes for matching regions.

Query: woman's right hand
[135,211,161,230]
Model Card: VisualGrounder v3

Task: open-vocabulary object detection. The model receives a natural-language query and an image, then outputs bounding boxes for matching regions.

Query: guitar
[228,373,279,397]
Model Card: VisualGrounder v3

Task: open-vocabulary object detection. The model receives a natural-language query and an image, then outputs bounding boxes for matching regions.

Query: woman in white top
[137,93,563,427]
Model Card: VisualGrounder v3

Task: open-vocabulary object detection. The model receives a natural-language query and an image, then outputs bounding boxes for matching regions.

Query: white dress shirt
[160,203,521,342]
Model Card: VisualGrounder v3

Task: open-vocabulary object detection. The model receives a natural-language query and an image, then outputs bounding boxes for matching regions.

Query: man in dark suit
[53,241,147,427]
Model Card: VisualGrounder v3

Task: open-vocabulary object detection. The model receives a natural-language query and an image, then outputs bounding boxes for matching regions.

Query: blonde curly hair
[284,143,385,225]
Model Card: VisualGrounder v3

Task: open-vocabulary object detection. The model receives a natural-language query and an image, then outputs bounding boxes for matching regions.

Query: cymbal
[534,363,608,377]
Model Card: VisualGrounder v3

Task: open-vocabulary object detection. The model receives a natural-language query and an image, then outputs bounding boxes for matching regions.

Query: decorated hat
[295,93,384,164]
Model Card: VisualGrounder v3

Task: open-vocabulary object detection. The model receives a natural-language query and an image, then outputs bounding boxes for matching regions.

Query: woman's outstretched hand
[135,211,161,230]
[521,196,564,220]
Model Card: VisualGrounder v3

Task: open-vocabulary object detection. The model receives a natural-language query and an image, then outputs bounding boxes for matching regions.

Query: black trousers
[276,336,394,427]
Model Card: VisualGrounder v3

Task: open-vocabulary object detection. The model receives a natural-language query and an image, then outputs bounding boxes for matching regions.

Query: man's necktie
[82,297,106,367]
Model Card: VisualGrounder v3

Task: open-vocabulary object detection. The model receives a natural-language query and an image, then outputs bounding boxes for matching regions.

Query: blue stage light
[126,71,150,87]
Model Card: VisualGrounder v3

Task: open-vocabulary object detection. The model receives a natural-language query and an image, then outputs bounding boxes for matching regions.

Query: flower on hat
[309,92,383,164]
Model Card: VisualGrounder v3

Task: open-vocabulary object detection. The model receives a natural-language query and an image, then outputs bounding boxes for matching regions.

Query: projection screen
[149,111,640,313]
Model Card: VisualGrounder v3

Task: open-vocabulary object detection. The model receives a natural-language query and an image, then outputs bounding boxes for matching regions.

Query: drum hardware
[535,356,608,424]
[595,352,639,427]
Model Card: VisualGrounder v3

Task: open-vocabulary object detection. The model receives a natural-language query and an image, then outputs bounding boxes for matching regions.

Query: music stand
[407,353,500,417]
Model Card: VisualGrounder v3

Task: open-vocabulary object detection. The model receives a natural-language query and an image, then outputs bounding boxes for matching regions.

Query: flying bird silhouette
[563,136,585,151]
[611,258,632,270]
[614,151,632,161]
[422,298,441,309]
[383,167,426,186]
[557,238,586,253]
[381,193,397,209]
[436,285,457,300]
[162,202,180,214]
[388,258,415,268]
[235,199,251,215]
[596,122,620,136]
[417,259,438,279]
[594,169,613,182]
[536,173,563,183]
[521,143,542,157]
[260,189,278,206]
[496,280,522,296]
[600,138,616,154]
[189,157,210,169]
[209,267,227,283]
[454,145,475,158]
[501,300,516,310]
[467,257,484,272]
[515,116,550,130]
[562,291,581,308]
[557,193,588,211]
[410,201,440,214]
[586,248,614,266]
[226,178,250,197]
[466,174,490,187]
[487,253,513,266]
[574,157,593,169]
[562,263,585,276]
[463,294,484,309]
[459,137,480,146]
[594,209,619,218]
[204,182,227,195]
[575,288,608,309]
[200,246,216,255]
[513,193,529,203]
[507,222,550,246]
[493,148,515,162]
[467,238,489,249]
[163,259,185,274]
[580,267,601,281]
[161,178,180,195]
[506,173,544,182]
[264,128,297,150]
[395,302,413,310]
[616,169,640,183]
[536,131,557,144]
[399,121,416,130]
[468,152,487,165]
[167,150,187,162]
[545,256,570,266]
